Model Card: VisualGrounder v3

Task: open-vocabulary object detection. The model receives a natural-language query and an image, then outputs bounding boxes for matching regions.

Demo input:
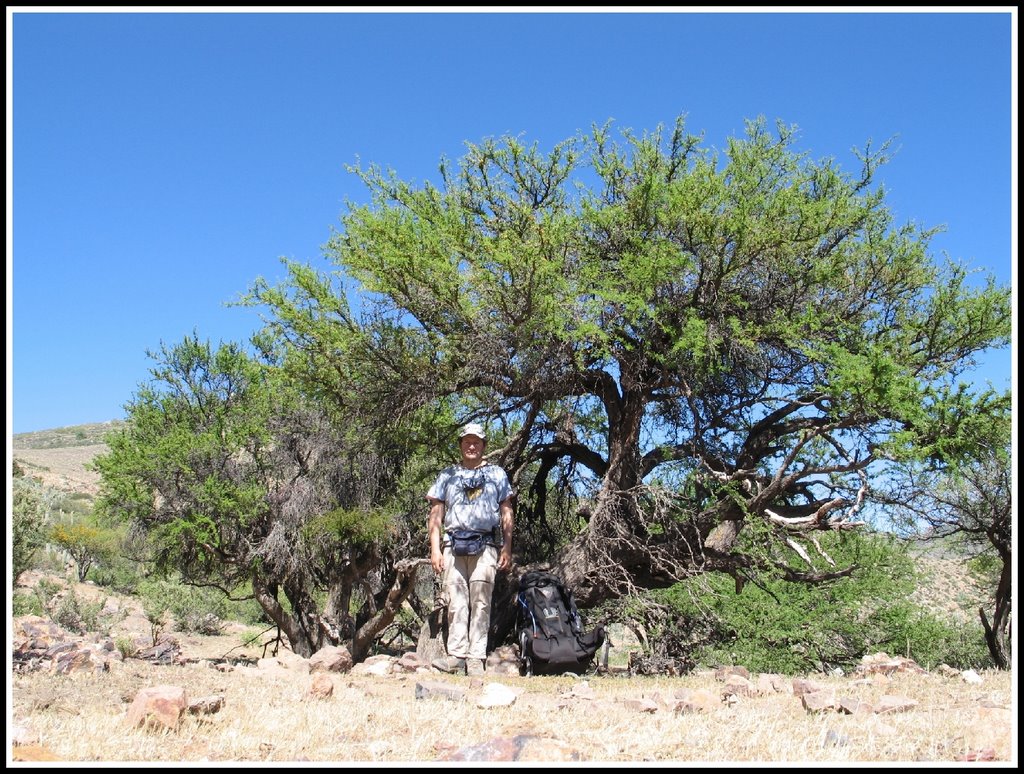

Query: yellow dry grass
[8,657,1015,765]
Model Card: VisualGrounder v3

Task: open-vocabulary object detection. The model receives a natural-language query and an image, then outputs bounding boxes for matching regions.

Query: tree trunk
[252,579,318,658]
[350,558,423,661]
[416,603,448,664]
[980,552,1012,669]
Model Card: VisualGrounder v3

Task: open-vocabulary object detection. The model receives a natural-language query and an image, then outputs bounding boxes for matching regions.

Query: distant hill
[11,421,123,496]
[12,420,125,450]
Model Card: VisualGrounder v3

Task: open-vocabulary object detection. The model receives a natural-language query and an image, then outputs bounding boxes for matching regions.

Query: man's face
[459,434,485,465]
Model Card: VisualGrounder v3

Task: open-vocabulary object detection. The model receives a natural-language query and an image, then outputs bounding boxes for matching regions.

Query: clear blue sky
[7,8,1016,435]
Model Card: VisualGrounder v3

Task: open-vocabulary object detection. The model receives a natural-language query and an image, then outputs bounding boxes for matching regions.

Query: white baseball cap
[458,422,487,440]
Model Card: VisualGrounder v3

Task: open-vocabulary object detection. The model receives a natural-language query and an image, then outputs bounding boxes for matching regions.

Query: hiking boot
[431,655,467,674]
[466,658,485,677]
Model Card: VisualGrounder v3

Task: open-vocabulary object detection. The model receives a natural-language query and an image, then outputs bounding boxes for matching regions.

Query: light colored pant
[442,545,497,661]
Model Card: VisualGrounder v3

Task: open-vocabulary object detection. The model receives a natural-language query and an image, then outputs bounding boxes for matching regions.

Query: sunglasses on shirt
[463,470,485,498]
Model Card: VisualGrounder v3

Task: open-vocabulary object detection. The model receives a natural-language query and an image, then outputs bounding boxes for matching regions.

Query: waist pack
[448,529,494,556]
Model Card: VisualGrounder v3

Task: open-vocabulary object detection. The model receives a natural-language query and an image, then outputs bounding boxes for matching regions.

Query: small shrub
[12,590,43,617]
[33,577,62,611]
[643,530,988,674]
[138,579,175,645]
[51,589,108,635]
[12,477,52,583]
[115,636,138,659]
[138,578,229,636]
[173,581,231,630]
[238,625,274,652]
[87,561,143,595]
[886,610,992,670]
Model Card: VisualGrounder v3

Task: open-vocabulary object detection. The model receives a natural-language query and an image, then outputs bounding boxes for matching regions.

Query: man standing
[427,422,514,676]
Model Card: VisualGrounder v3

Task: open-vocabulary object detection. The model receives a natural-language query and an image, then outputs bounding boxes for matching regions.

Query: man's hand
[497,545,513,572]
[431,547,445,574]
[427,499,445,574]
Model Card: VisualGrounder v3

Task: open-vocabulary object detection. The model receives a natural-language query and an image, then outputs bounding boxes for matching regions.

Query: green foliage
[93,336,277,574]
[171,586,230,635]
[115,636,138,659]
[242,114,1011,602]
[93,335,290,591]
[49,516,120,583]
[648,531,988,674]
[314,506,393,548]
[12,590,44,617]
[896,614,991,670]
[32,577,63,611]
[237,626,272,652]
[138,578,176,641]
[967,553,1001,590]
[12,477,55,583]
[51,589,116,635]
[225,595,272,627]
[86,559,145,595]
[883,422,1011,668]
[138,578,229,635]
[93,331,438,658]
[863,602,990,670]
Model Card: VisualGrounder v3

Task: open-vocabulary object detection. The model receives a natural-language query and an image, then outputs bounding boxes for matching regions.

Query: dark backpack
[515,570,605,676]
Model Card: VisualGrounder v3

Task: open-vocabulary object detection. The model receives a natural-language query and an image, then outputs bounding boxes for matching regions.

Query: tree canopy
[246,115,1009,618]
[97,115,1010,662]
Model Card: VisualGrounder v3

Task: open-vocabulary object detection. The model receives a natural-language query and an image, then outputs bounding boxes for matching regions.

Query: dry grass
[9,657,1014,764]
[12,445,105,497]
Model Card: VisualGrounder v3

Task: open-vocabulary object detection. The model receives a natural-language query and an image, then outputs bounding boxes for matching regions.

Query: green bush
[51,588,112,635]
[33,577,63,611]
[876,608,991,670]
[86,557,144,595]
[138,578,229,635]
[12,477,53,583]
[115,636,138,659]
[237,625,272,652]
[643,530,992,674]
[12,590,44,617]
[225,595,271,627]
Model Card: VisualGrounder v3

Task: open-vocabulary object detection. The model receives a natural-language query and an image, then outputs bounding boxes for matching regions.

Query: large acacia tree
[247,115,1010,641]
